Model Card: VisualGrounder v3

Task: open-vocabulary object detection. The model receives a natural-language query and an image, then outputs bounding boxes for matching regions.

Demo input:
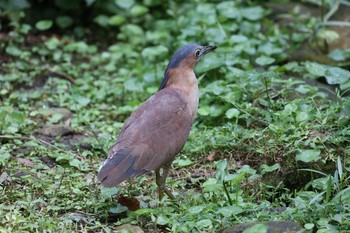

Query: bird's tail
[97,148,146,187]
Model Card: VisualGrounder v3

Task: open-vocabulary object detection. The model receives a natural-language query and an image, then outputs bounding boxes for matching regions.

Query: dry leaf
[16,158,36,167]
[118,196,140,211]
[207,150,217,161]
[84,173,93,181]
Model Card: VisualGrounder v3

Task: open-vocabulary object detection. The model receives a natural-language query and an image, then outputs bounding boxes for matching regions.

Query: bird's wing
[97,87,193,187]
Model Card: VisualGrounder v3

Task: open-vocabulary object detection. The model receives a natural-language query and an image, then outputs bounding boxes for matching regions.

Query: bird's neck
[166,69,197,94]
[166,69,199,120]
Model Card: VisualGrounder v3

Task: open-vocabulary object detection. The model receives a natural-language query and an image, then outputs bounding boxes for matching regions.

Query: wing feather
[98,87,193,187]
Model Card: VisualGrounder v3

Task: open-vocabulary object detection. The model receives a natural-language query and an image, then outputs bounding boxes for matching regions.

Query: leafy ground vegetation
[1,0,350,232]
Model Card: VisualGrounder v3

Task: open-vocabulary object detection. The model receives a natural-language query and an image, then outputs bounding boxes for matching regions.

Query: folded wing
[97,87,193,187]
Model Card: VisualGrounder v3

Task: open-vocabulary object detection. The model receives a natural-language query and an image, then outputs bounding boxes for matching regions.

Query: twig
[320,21,350,27]
[223,181,233,205]
[46,68,76,84]
[340,0,350,7]
[323,0,340,22]
[0,135,77,156]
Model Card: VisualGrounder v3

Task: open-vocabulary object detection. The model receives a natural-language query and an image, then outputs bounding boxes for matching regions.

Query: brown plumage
[97,44,217,198]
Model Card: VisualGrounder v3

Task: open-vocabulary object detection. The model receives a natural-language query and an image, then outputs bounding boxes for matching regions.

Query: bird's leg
[155,168,164,201]
[161,163,175,199]
[155,163,175,200]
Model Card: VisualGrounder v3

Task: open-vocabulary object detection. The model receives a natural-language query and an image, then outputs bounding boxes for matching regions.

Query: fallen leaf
[16,158,36,167]
[84,173,93,181]
[13,170,36,178]
[207,150,217,161]
[118,196,140,211]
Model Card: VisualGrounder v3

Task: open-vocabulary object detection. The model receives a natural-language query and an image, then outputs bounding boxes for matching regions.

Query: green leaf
[260,163,280,175]
[0,150,10,166]
[305,62,327,77]
[120,24,144,41]
[56,16,73,29]
[48,113,63,123]
[295,85,313,94]
[340,79,350,90]
[124,78,143,91]
[110,204,128,214]
[141,45,168,61]
[203,183,222,192]
[69,159,81,168]
[188,206,204,214]
[282,103,297,115]
[317,29,339,43]
[45,38,61,50]
[64,41,90,53]
[94,15,109,27]
[215,159,228,182]
[226,108,240,119]
[156,215,169,225]
[209,105,224,117]
[255,55,275,66]
[241,6,265,21]
[5,45,21,56]
[196,219,212,228]
[198,106,210,116]
[304,223,315,230]
[100,187,119,197]
[296,111,309,122]
[243,223,268,233]
[237,165,256,175]
[296,149,321,163]
[130,5,149,16]
[230,35,248,43]
[35,20,53,30]
[10,111,24,123]
[205,80,226,95]
[175,158,192,167]
[134,208,154,215]
[328,49,350,61]
[217,2,240,19]
[196,53,223,72]
[325,67,350,85]
[76,96,90,107]
[115,0,134,9]
[0,0,30,10]
[258,42,282,55]
[56,153,74,162]
[0,110,7,121]
[218,206,243,217]
[85,0,96,6]
[108,15,126,26]
[224,173,245,182]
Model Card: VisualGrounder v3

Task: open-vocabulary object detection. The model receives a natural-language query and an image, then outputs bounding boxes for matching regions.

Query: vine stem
[223,181,233,205]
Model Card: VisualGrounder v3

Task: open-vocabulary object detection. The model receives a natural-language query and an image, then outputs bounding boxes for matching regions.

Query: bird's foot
[158,185,175,200]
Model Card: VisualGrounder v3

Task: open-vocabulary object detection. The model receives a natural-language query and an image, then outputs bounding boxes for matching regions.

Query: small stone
[39,124,75,137]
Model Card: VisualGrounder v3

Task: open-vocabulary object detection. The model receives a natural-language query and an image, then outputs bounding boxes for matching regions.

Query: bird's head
[159,44,217,90]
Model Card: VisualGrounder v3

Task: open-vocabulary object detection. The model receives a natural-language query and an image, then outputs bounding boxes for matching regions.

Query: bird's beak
[200,45,217,57]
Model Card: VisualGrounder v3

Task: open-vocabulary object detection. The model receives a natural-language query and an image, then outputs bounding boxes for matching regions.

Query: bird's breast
[167,69,199,120]
[186,83,199,121]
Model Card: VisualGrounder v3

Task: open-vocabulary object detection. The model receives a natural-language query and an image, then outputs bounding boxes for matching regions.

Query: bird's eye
[195,50,201,58]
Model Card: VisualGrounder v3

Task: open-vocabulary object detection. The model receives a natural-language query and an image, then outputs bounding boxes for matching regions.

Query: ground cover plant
[1,0,350,232]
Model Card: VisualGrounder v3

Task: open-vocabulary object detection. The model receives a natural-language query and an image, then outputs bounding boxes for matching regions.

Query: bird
[97,44,217,199]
